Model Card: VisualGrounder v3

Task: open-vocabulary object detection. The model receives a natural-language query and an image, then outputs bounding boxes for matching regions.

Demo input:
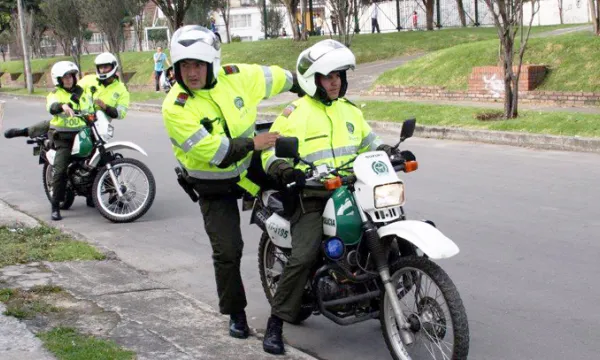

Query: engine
[68,164,95,194]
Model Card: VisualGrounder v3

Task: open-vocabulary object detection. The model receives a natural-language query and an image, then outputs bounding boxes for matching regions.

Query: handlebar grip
[26,139,35,144]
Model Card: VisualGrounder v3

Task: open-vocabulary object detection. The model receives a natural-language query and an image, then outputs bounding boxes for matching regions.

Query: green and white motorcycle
[252,119,469,360]
[28,110,156,223]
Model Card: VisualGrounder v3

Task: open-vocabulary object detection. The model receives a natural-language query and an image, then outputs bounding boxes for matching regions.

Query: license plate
[33,146,40,156]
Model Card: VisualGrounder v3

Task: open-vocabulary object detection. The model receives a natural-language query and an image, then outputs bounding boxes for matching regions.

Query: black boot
[51,205,62,221]
[263,315,285,355]
[4,128,28,139]
[86,196,95,208]
[229,310,250,339]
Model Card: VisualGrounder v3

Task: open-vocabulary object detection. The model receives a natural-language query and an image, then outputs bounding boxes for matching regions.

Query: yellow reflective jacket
[262,96,382,174]
[47,86,93,132]
[162,64,294,196]
[79,74,130,119]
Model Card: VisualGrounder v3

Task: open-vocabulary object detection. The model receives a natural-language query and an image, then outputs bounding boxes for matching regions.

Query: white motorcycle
[28,110,156,223]
[252,119,469,359]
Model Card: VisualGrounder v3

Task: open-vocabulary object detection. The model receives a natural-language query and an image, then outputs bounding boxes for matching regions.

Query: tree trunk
[300,0,308,40]
[597,0,600,35]
[221,7,231,43]
[558,0,563,24]
[456,0,467,27]
[17,0,32,93]
[425,1,435,30]
[503,36,518,119]
[286,4,300,40]
[589,0,598,33]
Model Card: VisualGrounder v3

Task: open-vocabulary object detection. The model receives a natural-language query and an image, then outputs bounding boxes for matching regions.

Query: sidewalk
[0,200,317,360]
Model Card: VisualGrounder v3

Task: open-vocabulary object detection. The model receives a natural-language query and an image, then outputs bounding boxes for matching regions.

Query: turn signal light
[404,161,418,173]
[324,177,342,190]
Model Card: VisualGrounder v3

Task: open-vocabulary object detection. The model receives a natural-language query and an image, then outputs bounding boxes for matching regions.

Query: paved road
[1,100,600,360]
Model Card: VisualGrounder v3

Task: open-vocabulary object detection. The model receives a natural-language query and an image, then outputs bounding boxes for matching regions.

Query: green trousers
[271,208,323,322]
[48,130,76,206]
[27,120,50,138]
[198,195,248,315]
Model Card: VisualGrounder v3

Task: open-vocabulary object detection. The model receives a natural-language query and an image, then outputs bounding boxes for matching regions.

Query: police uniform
[46,86,93,206]
[261,95,382,322]
[27,74,130,138]
[162,63,293,314]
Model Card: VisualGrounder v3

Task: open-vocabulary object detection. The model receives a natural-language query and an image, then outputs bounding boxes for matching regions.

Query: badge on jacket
[223,65,240,75]
[175,93,189,107]
[346,122,355,134]
[234,96,244,109]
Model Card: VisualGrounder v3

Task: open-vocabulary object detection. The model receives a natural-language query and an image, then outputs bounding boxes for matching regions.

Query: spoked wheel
[42,163,75,210]
[381,256,469,360]
[258,232,313,324]
[92,158,156,223]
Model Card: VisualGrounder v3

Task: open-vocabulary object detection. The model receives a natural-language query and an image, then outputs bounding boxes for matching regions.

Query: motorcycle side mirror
[275,137,299,159]
[400,118,416,141]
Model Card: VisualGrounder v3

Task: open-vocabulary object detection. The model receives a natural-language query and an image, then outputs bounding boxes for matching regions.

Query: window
[230,14,252,29]
[89,33,104,44]
[40,36,56,48]
[240,0,256,6]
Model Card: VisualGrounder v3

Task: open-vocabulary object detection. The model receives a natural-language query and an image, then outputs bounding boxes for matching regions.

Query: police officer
[45,61,93,220]
[260,39,413,354]
[5,52,129,140]
[162,25,301,339]
[79,52,130,121]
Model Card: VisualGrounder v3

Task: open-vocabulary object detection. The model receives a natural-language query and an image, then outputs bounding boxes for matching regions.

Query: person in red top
[412,11,418,30]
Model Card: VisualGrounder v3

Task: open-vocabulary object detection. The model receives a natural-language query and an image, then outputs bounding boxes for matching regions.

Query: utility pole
[17,0,33,94]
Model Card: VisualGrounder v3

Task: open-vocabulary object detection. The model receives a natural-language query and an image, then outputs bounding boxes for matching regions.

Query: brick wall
[468,65,547,92]
[370,85,600,106]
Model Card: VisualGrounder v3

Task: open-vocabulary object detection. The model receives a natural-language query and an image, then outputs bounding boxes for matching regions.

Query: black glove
[280,167,306,188]
[377,144,396,157]
[399,150,416,162]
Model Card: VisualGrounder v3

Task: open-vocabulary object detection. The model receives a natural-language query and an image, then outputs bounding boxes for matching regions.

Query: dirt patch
[475,111,505,121]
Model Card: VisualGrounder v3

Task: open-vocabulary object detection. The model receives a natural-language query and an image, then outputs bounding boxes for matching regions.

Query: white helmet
[296,39,356,99]
[94,52,118,80]
[170,25,221,90]
[50,61,79,87]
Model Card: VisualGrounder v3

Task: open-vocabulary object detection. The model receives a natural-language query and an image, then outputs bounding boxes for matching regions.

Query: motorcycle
[250,119,469,360]
[27,109,156,223]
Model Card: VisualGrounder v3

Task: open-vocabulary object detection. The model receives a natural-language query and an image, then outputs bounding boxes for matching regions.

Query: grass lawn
[375,31,600,92]
[0,24,581,88]
[0,226,105,267]
[266,100,600,138]
[38,327,135,360]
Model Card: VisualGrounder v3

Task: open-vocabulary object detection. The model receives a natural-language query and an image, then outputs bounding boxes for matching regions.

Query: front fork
[353,195,415,349]
[105,163,124,197]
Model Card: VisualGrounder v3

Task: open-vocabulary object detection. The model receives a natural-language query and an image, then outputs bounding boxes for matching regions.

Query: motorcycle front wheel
[42,163,75,210]
[380,256,469,360]
[92,158,156,223]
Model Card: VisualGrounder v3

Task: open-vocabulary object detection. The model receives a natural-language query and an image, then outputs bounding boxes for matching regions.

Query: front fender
[89,141,148,168]
[378,220,459,259]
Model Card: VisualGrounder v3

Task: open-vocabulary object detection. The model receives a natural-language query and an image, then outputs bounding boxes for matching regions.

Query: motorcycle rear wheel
[380,256,469,360]
[258,232,313,324]
[42,163,75,210]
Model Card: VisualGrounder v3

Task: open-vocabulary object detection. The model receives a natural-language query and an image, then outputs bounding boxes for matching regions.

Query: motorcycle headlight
[374,183,405,208]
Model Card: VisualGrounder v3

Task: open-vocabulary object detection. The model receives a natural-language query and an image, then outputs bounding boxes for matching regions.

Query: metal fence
[350,0,495,34]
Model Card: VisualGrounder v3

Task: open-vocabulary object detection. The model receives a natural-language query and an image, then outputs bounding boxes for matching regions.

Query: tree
[327,0,361,46]
[41,0,86,72]
[483,0,540,119]
[456,0,467,27]
[257,0,285,38]
[84,0,129,82]
[422,0,435,30]
[215,0,231,43]
[589,0,600,35]
[276,0,300,40]
[17,0,32,93]
[126,0,147,51]
[151,0,194,33]
[183,0,213,26]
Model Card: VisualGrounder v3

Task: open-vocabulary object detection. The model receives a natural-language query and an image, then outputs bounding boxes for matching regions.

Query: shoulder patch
[223,65,240,75]
[282,104,296,118]
[174,92,189,107]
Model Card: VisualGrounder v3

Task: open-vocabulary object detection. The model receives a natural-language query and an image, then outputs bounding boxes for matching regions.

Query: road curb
[3,93,599,154]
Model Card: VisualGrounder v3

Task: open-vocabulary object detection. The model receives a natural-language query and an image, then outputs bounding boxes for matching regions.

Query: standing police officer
[162,25,300,339]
